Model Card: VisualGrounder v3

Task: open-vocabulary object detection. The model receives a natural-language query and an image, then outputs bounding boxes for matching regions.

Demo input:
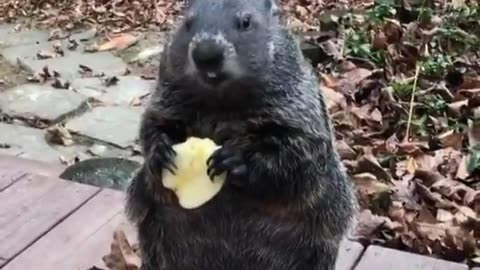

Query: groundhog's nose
[191,40,225,71]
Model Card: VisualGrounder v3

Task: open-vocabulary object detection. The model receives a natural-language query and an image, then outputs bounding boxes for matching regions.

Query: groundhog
[126,0,358,269]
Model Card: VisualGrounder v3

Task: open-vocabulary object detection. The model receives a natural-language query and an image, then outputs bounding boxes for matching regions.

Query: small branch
[404,63,421,142]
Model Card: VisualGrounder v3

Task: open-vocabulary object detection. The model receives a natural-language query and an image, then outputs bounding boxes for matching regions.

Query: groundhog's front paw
[145,133,177,177]
[206,146,248,187]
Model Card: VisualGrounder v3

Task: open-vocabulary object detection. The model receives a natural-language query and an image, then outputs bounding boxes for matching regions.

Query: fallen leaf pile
[316,0,480,265]
[0,0,184,34]
[0,0,373,34]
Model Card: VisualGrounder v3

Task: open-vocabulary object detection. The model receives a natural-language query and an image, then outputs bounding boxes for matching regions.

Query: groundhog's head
[164,0,281,91]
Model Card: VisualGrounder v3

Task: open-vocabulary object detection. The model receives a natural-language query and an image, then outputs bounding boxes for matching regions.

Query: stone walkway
[0,24,166,166]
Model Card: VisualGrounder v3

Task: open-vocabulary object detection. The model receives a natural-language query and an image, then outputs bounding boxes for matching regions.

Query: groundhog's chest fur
[146,110,319,269]
[152,200,316,270]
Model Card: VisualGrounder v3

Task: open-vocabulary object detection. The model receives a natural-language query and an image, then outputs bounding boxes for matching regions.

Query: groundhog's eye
[237,14,252,31]
[185,19,192,30]
[184,14,195,31]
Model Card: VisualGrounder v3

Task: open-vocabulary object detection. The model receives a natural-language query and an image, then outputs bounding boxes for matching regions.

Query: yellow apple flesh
[161,137,226,209]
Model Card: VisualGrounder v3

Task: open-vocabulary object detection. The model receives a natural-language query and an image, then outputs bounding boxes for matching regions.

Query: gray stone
[0,84,89,123]
[70,76,154,105]
[128,155,144,164]
[69,28,98,42]
[58,157,141,191]
[129,45,163,63]
[65,106,143,148]
[1,39,89,67]
[0,25,49,47]
[0,123,61,163]
[16,51,128,81]
[52,144,91,162]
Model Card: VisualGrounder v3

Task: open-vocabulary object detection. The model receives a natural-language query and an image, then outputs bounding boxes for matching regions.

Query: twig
[404,63,421,142]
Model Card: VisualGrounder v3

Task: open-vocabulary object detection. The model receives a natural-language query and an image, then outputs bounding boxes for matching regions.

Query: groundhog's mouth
[199,71,228,86]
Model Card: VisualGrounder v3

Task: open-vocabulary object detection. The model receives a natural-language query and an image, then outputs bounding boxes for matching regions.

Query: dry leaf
[96,33,139,52]
[46,125,74,146]
[416,208,437,224]
[102,229,142,270]
[436,209,454,222]
[468,119,480,148]
[415,182,455,210]
[352,172,392,196]
[371,31,387,50]
[336,140,357,160]
[322,86,346,112]
[341,68,373,87]
[413,222,446,243]
[383,19,402,44]
[37,49,58,59]
[391,176,421,211]
[406,156,418,174]
[397,141,429,155]
[350,209,402,242]
[455,154,470,180]
[321,73,338,88]
[459,77,480,90]
[454,204,479,223]
[437,130,463,151]
[357,153,392,181]
[412,153,436,171]
[385,133,400,154]
[447,100,468,118]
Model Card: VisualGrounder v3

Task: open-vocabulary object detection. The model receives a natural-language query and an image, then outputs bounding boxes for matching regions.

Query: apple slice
[162,137,226,209]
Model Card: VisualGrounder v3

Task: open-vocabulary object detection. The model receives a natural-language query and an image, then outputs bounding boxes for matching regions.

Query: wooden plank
[0,167,27,191]
[2,189,137,270]
[0,154,65,178]
[335,240,365,270]
[64,213,137,270]
[0,174,99,262]
[354,245,468,270]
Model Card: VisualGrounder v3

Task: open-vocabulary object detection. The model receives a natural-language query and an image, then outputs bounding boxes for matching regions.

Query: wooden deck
[0,155,475,270]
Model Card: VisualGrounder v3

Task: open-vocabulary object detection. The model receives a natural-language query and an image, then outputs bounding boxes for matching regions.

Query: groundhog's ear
[264,0,280,16]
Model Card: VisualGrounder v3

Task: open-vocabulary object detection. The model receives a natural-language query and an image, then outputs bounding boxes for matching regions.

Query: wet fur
[126,0,357,269]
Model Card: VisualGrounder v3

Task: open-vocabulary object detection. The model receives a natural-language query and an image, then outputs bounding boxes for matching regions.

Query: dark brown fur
[126,1,357,269]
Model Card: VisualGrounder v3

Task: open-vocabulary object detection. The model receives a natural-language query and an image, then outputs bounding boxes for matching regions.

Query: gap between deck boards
[0,173,104,267]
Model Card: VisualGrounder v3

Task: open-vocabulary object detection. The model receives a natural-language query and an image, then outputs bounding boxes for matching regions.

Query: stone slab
[335,240,364,270]
[65,106,143,148]
[0,123,62,163]
[1,39,89,68]
[16,51,128,81]
[0,84,88,123]
[354,245,468,270]
[0,25,49,47]
[69,28,98,42]
[70,76,154,105]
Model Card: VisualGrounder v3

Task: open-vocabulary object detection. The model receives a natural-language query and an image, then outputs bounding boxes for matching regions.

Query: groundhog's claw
[146,133,178,176]
[206,146,247,185]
